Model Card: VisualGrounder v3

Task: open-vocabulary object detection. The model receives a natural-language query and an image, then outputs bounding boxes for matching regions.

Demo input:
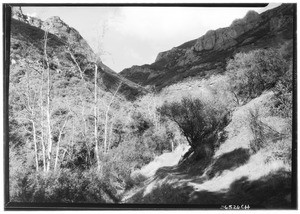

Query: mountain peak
[43,15,80,42]
[193,10,260,53]
[11,6,95,60]
[43,16,68,31]
[154,10,261,64]
[12,6,28,23]
[46,16,62,22]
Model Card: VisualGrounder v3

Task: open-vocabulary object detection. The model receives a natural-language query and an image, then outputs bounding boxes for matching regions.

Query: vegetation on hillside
[158,97,227,159]
[120,4,294,91]
[9,26,184,202]
[8,8,294,207]
[122,44,293,207]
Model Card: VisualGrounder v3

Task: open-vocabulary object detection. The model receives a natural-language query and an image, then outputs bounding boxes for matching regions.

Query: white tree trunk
[40,78,46,172]
[31,120,39,171]
[94,64,101,171]
[44,31,53,171]
[54,118,68,171]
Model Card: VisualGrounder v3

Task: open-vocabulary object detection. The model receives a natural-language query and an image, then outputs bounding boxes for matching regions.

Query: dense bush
[248,108,291,166]
[9,168,118,203]
[271,64,293,119]
[158,97,225,159]
[248,109,271,153]
[226,48,289,104]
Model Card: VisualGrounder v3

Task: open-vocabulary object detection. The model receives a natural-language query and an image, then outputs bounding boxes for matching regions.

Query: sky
[22,3,281,73]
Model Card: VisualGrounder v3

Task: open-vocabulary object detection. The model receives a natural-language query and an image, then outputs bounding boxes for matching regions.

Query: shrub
[130,111,153,135]
[9,168,119,203]
[226,48,289,104]
[158,97,225,159]
[124,172,147,191]
[271,63,293,119]
[248,108,268,153]
[279,40,293,60]
[248,108,289,156]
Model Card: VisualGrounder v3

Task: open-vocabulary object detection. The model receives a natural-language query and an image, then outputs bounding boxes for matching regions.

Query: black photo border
[3,2,297,210]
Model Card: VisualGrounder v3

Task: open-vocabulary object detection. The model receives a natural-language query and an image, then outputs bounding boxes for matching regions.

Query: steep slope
[120,4,294,90]
[12,6,94,59]
[122,91,292,208]
[11,6,146,100]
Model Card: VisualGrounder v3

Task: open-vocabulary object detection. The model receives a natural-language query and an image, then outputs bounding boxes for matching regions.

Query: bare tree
[54,115,69,171]
[43,30,54,171]
[67,49,93,167]
[93,64,101,171]
[39,84,46,172]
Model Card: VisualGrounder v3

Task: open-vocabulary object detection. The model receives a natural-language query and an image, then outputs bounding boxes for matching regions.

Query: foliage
[158,97,225,158]
[9,14,294,204]
[248,108,275,153]
[9,167,118,203]
[271,64,293,119]
[226,48,289,104]
[248,108,291,166]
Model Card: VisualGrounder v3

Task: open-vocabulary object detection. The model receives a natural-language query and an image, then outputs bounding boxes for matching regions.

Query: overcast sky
[22,4,281,72]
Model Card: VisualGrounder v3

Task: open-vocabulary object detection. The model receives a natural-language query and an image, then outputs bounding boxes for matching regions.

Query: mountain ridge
[120,4,294,90]
[11,6,146,100]
[12,7,94,59]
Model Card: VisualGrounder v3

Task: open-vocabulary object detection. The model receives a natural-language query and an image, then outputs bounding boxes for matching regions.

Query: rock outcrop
[120,4,294,90]
[12,6,28,23]
[28,16,43,28]
[11,6,94,58]
[42,16,93,52]
[10,6,146,100]
[191,11,260,52]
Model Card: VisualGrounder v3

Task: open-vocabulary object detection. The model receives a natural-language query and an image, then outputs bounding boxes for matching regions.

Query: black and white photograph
[3,2,297,210]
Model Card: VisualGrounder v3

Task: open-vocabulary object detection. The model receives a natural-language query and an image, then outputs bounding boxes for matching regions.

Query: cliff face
[193,11,260,52]
[120,4,294,90]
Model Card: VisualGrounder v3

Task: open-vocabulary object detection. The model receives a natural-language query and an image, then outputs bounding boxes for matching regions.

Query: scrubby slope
[122,90,292,208]
[120,4,294,90]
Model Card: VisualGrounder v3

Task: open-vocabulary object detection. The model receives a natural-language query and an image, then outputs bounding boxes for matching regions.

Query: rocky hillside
[120,4,294,90]
[11,6,146,100]
[12,7,94,59]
